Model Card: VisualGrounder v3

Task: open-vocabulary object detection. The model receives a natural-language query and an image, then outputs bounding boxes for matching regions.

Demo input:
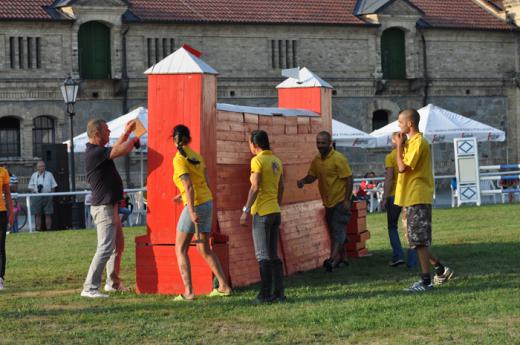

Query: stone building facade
[1,0,519,190]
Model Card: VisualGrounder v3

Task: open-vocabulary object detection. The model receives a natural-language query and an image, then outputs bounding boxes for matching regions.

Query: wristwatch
[242,206,250,213]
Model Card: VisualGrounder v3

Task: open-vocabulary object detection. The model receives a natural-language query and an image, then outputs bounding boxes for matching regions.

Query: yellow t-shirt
[385,149,399,197]
[173,146,213,206]
[250,150,283,216]
[0,167,8,212]
[395,133,434,207]
[309,149,353,208]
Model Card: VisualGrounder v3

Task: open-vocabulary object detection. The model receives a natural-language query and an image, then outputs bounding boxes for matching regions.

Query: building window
[0,117,21,157]
[78,21,111,79]
[8,36,41,70]
[381,28,406,80]
[33,116,56,158]
[372,110,389,131]
[147,37,176,66]
[18,37,23,69]
[271,39,298,69]
[36,37,41,68]
[9,37,15,68]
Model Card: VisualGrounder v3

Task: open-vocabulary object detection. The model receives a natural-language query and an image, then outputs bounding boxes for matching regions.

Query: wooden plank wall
[215,110,333,286]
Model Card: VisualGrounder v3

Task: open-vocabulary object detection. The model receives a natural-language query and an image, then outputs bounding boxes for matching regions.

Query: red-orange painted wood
[278,88,322,114]
[347,248,370,258]
[347,217,367,234]
[347,230,371,243]
[135,244,215,295]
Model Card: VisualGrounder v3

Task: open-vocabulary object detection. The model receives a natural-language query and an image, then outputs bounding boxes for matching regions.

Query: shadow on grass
[1,242,518,319]
[282,241,520,289]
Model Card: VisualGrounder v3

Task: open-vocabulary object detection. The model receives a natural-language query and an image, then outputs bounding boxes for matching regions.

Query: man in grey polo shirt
[80,118,138,298]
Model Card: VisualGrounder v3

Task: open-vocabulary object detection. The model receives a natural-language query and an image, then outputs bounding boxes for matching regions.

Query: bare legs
[175,231,231,299]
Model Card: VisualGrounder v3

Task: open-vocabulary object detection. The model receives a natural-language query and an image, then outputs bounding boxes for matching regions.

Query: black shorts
[405,204,432,248]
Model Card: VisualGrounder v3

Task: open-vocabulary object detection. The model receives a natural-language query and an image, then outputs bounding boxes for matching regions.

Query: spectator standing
[28,160,57,230]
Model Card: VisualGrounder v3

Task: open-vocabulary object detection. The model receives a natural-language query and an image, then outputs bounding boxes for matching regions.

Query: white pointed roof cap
[276,67,333,89]
[144,47,218,75]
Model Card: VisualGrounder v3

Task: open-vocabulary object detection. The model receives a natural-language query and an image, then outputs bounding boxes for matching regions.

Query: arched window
[0,117,21,157]
[33,116,55,158]
[78,21,111,79]
[372,110,389,131]
[381,28,406,80]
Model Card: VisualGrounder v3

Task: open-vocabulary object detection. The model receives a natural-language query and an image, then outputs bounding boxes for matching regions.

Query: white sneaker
[104,284,129,292]
[80,290,109,298]
[433,266,454,285]
[0,277,4,290]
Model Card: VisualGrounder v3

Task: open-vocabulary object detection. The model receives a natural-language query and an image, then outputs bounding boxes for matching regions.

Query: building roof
[0,0,56,21]
[0,0,514,30]
[127,0,363,25]
[413,0,511,30]
[354,0,424,16]
[487,0,504,10]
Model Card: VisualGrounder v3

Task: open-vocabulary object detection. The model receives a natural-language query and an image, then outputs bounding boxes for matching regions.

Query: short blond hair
[87,119,106,138]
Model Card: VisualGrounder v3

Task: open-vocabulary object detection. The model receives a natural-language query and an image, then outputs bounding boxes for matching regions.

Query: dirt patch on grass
[6,289,79,298]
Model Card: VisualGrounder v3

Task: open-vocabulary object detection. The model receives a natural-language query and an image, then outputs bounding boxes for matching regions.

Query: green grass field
[1,204,519,345]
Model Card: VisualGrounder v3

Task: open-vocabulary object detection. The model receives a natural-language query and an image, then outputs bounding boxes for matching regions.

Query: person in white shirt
[28,160,57,230]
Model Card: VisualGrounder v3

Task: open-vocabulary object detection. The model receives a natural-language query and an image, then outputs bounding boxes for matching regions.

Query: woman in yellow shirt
[172,125,231,300]
[240,130,285,303]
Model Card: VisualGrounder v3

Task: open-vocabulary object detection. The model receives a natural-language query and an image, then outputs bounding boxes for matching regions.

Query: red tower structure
[135,47,225,295]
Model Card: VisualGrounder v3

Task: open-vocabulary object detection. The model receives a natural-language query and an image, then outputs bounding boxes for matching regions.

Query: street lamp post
[61,76,80,228]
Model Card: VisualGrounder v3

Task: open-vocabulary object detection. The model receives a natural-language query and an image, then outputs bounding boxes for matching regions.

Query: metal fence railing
[11,188,145,233]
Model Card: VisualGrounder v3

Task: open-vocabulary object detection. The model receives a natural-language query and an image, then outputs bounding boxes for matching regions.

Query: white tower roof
[276,67,333,89]
[144,47,218,75]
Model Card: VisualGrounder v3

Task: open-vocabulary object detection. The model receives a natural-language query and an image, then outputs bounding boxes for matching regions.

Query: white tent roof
[332,119,377,148]
[276,67,333,89]
[64,107,148,153]
[370,104,506,147]
[144,47,218,75]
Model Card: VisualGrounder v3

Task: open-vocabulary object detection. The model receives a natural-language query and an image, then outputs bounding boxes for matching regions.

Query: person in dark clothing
[80,118,138,298]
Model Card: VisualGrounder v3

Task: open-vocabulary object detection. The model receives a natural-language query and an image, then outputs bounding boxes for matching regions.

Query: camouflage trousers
[403,204,432,248]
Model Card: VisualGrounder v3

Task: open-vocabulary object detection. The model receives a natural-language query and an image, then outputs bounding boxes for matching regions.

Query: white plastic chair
[479,180,497,204]
[450,184,458,208]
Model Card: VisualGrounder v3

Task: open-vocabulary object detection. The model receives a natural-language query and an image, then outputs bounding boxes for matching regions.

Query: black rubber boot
[255,260,273,304]
[272,259,286,302]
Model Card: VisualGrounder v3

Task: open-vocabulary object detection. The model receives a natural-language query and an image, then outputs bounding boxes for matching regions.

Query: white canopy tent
[332,119,377,148]
[64,107,148,152]
[370,104,506,147]
[369,104,506,201]
[63,106,148,186]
